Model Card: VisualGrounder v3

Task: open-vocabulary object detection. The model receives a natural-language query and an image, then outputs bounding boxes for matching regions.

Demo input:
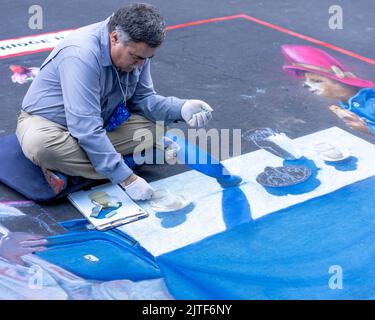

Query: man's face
[109,31,158,72]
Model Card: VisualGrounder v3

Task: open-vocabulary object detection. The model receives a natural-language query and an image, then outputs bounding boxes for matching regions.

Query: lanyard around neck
[114,67,129,102]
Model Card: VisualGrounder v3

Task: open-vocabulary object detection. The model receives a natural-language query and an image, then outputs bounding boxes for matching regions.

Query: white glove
[123,176,154,200]
[181,99,213,127]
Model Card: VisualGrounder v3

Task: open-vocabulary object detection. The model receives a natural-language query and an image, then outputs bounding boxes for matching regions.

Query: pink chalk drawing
[9,64,39,84]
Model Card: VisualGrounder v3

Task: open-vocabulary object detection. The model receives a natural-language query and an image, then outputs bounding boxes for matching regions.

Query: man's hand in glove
[120,174,154,201]
[181,100,213,127]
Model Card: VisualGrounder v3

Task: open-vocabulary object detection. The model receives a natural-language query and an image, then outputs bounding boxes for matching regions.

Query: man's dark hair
[108,3,166,48]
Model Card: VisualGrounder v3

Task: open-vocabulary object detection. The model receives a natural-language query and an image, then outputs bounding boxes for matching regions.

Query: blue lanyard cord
[105,68,131,132]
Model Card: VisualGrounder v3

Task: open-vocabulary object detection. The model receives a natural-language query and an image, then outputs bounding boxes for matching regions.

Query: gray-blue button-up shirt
[22,17,186,184]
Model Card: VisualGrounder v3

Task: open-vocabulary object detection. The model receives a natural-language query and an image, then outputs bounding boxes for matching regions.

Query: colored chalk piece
[90,203,102,217]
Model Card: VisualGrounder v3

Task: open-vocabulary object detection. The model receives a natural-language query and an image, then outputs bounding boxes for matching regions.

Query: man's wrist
[121,173,138,187]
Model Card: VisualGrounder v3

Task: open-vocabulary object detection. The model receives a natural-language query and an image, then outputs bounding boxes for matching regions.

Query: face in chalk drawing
[302,72,359,101]
[300,72,371,135]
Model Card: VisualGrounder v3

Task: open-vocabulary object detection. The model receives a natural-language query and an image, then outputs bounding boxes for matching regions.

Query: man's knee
[108,115,167,155]
[133,120,165,149]
[133,123,154,144]
[19,134,48,166]
[19,129,67,168]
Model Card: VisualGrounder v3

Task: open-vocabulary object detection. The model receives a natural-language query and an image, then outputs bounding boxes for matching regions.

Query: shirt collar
[100,16,113,67]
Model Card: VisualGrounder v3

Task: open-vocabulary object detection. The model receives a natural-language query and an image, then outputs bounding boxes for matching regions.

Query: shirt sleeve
[57,53,133,184]
[127,59,186,125]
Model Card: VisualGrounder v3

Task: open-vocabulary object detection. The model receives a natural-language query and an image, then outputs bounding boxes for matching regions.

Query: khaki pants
[16,111,161,180]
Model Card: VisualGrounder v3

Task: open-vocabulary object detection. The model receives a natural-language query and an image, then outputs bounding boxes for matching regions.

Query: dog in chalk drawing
[281,45,375,135]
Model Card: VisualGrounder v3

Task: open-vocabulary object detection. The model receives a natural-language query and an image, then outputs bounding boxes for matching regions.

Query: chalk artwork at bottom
[0,203,171,300]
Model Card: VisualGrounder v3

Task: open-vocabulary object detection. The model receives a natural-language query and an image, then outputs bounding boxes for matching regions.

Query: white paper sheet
[68,183,148,230]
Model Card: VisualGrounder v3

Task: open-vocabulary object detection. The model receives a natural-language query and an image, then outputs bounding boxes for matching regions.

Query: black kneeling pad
[0,134,100,202]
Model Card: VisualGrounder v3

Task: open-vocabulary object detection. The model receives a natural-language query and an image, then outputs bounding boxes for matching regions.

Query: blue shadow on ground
[160,132,250,230]
[222,186,251,229]
[323,156,358,172]
[155,203,196,228]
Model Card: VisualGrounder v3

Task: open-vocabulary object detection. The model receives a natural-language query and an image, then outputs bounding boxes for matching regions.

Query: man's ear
[110,31,119,44]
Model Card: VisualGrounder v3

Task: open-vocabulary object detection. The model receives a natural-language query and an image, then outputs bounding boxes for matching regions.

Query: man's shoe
[42,168,68,194]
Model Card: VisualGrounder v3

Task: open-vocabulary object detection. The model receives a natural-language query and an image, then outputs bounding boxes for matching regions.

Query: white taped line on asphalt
[0,29,74,59]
